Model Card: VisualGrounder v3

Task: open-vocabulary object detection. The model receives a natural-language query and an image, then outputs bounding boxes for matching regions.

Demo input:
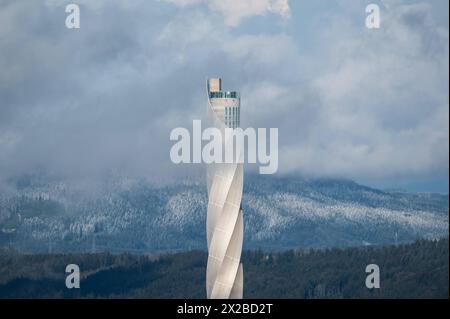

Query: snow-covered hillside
[0,175,448,252]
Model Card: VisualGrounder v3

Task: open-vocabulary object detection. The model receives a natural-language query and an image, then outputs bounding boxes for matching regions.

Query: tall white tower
[205,78,244,299]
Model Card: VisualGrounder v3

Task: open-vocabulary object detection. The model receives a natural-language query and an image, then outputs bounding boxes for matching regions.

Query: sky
[0,0,448,192]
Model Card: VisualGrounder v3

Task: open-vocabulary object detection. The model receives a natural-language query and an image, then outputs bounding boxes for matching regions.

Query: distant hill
[0,174,448,253]
[0,239,448,299]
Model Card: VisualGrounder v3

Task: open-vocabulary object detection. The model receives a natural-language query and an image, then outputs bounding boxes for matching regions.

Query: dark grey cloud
[0,0,448,192]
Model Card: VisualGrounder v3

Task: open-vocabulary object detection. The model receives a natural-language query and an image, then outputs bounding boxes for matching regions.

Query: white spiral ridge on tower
[206,79,244,299]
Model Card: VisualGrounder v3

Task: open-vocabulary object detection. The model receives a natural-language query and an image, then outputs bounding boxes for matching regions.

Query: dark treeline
[0,238,448,299]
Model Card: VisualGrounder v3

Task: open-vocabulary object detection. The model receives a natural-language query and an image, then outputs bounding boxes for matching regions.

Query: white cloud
[272,2,449,183]
[165,0,290,26]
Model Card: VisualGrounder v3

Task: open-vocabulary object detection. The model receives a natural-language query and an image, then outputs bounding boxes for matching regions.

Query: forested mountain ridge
[0,238,447,299]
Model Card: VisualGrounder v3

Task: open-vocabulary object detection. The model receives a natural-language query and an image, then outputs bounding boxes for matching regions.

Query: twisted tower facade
[206,78,244,299]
